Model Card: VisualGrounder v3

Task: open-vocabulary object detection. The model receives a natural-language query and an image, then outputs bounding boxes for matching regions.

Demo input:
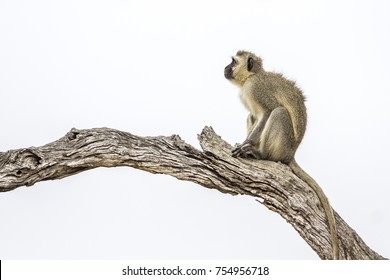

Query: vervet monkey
[224,50,339,260]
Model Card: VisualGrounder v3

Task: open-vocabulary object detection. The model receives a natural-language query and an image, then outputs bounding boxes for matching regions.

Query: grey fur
[224,51,339,259]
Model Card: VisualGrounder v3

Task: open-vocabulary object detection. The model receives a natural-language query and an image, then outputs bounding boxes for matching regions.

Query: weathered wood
[0,126,386,260]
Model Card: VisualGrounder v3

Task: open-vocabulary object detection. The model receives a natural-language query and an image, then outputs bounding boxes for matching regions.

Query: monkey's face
[224,51,261,87]
[224,55,246,87]
[224,57,237,80]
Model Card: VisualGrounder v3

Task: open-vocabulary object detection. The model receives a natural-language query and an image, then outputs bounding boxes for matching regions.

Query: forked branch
[0,127,386,260]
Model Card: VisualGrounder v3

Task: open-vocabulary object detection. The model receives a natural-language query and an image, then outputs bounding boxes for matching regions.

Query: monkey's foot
[232,141,261,159]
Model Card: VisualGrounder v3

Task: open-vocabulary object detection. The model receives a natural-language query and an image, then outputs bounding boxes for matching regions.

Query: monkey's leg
[260,107,295,162]
[232,114,259,158]
[232,112,271,158]
[246,114,257,136]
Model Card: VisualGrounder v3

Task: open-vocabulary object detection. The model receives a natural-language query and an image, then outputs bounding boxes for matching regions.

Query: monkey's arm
[232,111,270,158]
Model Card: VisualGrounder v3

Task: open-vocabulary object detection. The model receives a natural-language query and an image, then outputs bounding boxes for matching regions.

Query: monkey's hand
[232,139,261,159]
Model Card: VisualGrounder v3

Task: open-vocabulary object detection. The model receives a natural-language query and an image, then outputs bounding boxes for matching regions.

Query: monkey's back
[263,72,307,146]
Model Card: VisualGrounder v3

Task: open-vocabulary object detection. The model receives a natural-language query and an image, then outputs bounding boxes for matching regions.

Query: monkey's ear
[247,57,254,71]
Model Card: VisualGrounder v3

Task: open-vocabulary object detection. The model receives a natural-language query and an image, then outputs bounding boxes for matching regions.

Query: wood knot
[67,128,80,140]
[198,126,217,142]
[169,134,182,143]
[288,193,306,211]
[20,149,42,167]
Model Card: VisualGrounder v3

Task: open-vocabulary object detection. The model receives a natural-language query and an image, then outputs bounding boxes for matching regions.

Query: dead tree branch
[0,127,386,260]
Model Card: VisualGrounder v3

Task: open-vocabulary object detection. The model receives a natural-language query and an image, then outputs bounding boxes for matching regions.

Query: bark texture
[0,127,386,260]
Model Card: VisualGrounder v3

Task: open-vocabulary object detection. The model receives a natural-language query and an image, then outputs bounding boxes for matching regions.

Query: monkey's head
[224,50,263,87]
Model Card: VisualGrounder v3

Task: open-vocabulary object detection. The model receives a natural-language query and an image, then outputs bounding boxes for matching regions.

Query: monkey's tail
[288,159,339,260]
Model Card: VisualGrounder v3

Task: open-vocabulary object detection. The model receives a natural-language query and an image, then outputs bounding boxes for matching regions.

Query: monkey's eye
[231,57,236,65]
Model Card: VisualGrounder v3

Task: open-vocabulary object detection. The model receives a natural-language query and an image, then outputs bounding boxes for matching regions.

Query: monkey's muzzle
[224,66,233,80]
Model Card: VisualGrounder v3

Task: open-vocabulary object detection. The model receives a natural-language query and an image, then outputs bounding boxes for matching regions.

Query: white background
[0,0,389,259]
[2,260,390,280]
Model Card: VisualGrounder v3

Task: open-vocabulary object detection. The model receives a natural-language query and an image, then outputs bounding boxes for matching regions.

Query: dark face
[224,57,236,80]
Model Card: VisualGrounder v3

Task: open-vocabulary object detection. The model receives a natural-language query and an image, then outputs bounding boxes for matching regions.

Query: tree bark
[0,127,386,260]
